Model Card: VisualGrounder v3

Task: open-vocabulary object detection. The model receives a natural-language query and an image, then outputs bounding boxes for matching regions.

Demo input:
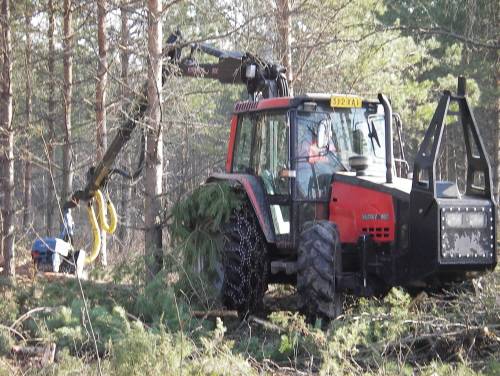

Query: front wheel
[297,221,344,323]
[221,203,269,316]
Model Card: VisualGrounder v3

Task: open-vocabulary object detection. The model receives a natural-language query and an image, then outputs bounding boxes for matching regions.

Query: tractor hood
[329,172,411,245]
[333,172,411,202]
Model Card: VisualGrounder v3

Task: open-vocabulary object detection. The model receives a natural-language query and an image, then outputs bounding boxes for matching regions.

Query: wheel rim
[195,254,224,295]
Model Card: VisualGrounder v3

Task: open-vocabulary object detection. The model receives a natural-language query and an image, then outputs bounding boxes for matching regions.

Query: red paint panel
[240,179,269,237]
[226,115,238,172]
[329,182,395,244]
[256,97,291,111]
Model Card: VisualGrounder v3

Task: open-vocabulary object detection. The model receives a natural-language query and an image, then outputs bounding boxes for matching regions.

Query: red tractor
[205,77,497,320]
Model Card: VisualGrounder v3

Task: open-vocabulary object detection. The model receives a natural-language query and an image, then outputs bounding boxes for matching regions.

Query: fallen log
[248,315,284,333]
[10,307,56,329]
[0,323,26,341]
[11,342,56,367]
[192,310,239,319]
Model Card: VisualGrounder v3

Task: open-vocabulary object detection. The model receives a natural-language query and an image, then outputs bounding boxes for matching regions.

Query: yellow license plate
[330,95,362,108]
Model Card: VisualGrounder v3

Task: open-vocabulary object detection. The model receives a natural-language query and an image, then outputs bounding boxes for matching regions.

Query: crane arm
[65,30,289,207]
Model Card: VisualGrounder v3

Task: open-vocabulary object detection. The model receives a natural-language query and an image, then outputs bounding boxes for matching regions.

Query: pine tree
[96,0,108,265]
[62,0,74,200]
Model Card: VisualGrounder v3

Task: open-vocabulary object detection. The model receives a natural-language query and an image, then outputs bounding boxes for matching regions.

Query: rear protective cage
[412,77,494,201]
[408,78,497,280]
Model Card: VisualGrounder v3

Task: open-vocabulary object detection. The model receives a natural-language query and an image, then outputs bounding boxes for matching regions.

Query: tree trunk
[96,0,108,266]
[119,2,132,253]
[0,0,15,277]
[46,0,55,235]
[145,0,163,280]
[23,3,32,229]
[62,0,73,200]
[0,210,3,267]
[277,0,293,95]
[96,0,107,158]
[495,66,499,208]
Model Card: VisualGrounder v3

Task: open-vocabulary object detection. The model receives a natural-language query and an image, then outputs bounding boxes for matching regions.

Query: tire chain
[222,204,268,313]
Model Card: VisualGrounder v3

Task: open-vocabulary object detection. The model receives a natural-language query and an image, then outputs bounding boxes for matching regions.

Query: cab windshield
[295,106,386,200]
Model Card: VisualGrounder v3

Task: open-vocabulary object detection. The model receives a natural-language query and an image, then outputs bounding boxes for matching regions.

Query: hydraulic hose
[106,195,118,234]
[85,189,118,265]
[85,202,101,265]
[95,190,117,235]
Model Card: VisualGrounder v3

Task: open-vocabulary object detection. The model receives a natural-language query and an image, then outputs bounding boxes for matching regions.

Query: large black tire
[221,203,269,316]
[297,221,343,322]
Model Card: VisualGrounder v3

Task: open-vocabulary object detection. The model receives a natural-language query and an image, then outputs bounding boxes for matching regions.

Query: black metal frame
[412,78,493,201]
[393,113,409,178]
[407,78,497,283]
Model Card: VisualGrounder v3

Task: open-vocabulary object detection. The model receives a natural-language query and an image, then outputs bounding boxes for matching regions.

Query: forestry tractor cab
[31,32,497,322]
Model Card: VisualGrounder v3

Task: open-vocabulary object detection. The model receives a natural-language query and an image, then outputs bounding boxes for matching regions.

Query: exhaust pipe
[378,93,393,184]
[457,76,466,96]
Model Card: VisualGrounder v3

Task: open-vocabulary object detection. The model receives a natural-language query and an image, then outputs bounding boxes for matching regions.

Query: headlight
[445,212,462,227]
[444,211,486,229]
[464,213,486,228]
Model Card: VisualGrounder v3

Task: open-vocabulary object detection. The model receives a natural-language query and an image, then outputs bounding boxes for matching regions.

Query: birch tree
[0,0,14,277]
[145,0,163,279]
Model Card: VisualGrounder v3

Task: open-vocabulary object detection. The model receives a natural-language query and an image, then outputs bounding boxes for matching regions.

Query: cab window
[296,111,345,201]
[232,116,253,173]
[367,115,386,160]
[252,112,289,196]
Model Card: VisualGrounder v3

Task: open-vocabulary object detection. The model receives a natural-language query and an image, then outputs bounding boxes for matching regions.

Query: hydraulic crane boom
[31,31,289,275]
[166,31,289,99]
[67,31,289,206]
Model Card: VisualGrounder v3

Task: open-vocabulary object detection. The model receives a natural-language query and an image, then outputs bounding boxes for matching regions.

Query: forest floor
[0,254,499,375]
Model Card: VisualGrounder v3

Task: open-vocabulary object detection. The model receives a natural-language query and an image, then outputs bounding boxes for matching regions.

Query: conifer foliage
[170,181,242,275]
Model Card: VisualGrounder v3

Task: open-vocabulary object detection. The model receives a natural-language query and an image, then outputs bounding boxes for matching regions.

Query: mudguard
[207,173,276,244]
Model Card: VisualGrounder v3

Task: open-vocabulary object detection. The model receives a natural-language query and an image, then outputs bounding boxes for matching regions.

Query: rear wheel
[221,203,268,316]
[297,221,343,323]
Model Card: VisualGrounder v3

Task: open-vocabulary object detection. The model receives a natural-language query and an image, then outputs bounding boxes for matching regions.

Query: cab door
[232,111,292,244]
[252,112,291,242]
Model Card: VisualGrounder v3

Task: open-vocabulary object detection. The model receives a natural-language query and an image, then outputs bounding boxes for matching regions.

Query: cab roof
[233,94,381,114]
